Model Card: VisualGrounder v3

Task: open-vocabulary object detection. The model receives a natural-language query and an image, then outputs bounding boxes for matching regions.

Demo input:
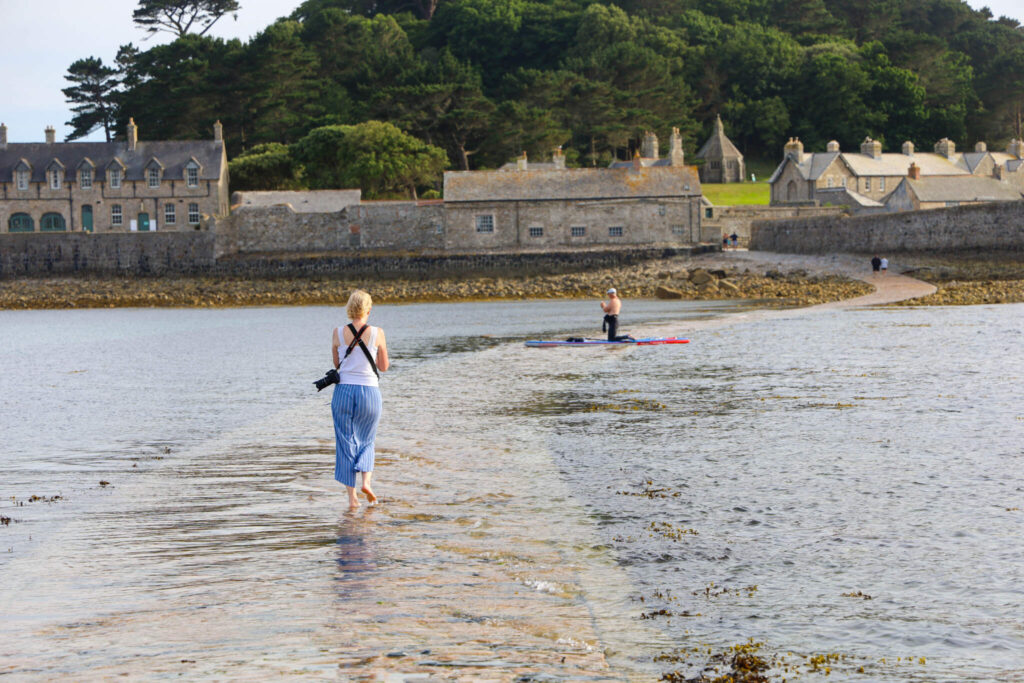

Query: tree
[228,143,304,191]
[290,121,448,198]
[62,57,120,141]
[133,0,241,38]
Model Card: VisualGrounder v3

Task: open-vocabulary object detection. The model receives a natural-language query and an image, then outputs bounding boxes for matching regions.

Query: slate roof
[233,190,361,213]
[444,166,701,202]
[0,140,224,183]
[906,176,1022,202]
[695,116,743,160]
[769,150,975,184]
[608,157,679,169]
[816,186,884,207]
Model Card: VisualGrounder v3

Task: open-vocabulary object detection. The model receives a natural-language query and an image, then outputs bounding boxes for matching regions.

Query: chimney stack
[641,130,659,160]
[669,127,684,164]
[860,137,882,159]
[552,146,565,169]
[934,137,955,159]
[902,141,915,156]
[826,140,840,153]
[908,162,921,180]
[784,137,805,164]
[1007,138,1024,159]
[516,151,528,171]
[45,126,56,144]
[975,141,987,152]
[127,117,138,151]
[213,120,223,142]
[0,122,7,150]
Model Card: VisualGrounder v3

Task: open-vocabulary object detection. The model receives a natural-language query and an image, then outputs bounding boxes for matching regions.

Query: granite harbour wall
[0,232,216,276]
[750,200,1024,253]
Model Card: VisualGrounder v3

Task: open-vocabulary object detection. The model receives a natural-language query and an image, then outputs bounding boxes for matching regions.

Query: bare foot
[348,496,360,510]
[361,485,378,505]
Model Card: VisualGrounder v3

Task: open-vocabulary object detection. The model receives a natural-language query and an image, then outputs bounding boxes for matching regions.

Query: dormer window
[49,169,62,190]
[109,168,122,189]
[185,162,199,188]
[16,169,29,191]
[80,168,93,189]
[148,167,160,188]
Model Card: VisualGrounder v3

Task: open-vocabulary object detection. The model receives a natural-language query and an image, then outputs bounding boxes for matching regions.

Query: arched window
[9,213,34,232]
[40,213,66,232]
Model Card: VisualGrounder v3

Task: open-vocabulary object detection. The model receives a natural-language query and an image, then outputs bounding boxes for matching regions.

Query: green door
[138,212,150,232]
[82,205,93,232]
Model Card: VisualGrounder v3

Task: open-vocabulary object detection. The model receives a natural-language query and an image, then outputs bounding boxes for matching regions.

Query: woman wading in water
[331,290,389,509]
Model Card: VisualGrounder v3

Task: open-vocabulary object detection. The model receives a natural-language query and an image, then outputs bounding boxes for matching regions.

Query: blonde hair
[347,289,372,320]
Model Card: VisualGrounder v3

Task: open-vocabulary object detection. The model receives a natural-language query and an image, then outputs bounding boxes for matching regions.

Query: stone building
[608,128,687,169]
[0,119,228,234]
[769,136,1024,210]
[883,165,1022,211]
[695,116,745,183]
[443,160,703,248]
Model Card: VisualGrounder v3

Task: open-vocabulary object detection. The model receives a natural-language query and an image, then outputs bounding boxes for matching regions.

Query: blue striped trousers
[331,383,383,488]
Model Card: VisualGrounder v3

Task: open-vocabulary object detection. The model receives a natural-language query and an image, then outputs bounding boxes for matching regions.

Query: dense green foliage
[69,0,1024,184]
[230,122,448,197]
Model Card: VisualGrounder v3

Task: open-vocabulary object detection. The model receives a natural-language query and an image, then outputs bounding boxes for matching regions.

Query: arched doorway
[40,213,66,232]
[9,213,34,232]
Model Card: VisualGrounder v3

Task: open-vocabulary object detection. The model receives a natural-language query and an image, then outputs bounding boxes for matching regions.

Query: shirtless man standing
[601,288,622,341]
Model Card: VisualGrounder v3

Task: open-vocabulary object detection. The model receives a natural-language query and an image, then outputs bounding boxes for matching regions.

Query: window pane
[186,166,199,187]
[164,204,176,224]
[609,226,623,237]
[110,169,121,188]
[571,226,586,237]
[9,213,34,232]
[112,205,123,225]
[528,226,543,237]
[475,215,494,233]
[81,169,92,189]
[188,203,200,224]
[148,168,160,188]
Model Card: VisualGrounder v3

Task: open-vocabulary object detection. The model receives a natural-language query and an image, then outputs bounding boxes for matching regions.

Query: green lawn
[701,182,771,206]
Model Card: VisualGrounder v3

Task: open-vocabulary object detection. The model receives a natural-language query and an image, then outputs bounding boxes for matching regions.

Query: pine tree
[133,0,241,37]
[62,57,120,141]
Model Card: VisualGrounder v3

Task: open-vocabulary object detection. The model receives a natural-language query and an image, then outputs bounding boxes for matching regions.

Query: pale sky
[1,0,1022,144]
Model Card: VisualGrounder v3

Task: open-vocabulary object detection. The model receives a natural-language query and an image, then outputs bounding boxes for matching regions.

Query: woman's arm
[332,328,341,369]
[376,328,390,372]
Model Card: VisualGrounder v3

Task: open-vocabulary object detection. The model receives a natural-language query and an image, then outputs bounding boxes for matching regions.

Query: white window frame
[16,170,29,191]
[609,226,624,237]
[49,169,62,190]
[80,168,92,189]
[528,226,543,238]
[109,168,122,189]
[188,202,200,225]
[186,165,199,188]
[570,226,586,237]
[111,204,123,226]
[164,204,176,225]
[880,177,886,192]
[841,177,847,188]
[147,167,160,189]
[475,214,494,233]
[826,177,834,188]
[865,177,871,191]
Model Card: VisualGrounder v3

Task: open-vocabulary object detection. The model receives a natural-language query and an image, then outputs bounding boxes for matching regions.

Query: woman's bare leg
[346,485,360,510]
[361,472,377,504]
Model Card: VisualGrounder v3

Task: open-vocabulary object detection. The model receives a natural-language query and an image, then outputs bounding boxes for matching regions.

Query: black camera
[313,368,340,391]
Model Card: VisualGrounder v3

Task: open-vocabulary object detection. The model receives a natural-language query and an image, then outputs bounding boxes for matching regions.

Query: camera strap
[345,324,380,379]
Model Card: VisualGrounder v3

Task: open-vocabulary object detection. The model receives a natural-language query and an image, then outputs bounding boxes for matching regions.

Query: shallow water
[1,299,1022,680]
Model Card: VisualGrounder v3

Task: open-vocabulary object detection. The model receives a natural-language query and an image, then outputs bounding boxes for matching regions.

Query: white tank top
[338,325,380,387]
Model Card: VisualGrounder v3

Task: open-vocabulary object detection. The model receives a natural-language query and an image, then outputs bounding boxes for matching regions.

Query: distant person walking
[871,255,882,272]
[601,288,622,341]
[880,257,888,274]
[331,289,390,510]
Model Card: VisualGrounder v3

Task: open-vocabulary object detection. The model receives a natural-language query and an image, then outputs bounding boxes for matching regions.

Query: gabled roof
[905,176,1022,202]
[695,116,743,161]
[444,166,701,202]
[817,186,884,207]
[769,150,973,184]
[767,152,840,183]
[0,140,223,183]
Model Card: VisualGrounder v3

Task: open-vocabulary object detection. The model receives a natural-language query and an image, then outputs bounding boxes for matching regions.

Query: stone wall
[213,200,444,257]
[213,245,715,279]
[0,232,215,276]
[749,200,1024,253]
[704,205,845,245]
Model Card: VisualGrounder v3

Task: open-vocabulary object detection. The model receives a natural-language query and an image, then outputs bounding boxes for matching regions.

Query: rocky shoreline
[0,256,871,310]
[1,251,1019,310]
